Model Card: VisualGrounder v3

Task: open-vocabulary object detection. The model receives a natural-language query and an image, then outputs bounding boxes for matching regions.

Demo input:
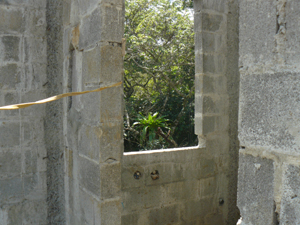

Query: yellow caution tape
[0,81,122,110]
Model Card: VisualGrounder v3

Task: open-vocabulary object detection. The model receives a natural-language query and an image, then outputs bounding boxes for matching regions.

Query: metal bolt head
[151,170,159,180]
[134,171,142,179]
[219,198,224,206]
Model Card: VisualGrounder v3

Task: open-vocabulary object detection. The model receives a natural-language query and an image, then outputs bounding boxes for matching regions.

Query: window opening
[123,0,197,152]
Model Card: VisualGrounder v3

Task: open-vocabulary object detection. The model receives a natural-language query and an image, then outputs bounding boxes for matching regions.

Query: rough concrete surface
[7,0,300,224]
[237,0,300,224]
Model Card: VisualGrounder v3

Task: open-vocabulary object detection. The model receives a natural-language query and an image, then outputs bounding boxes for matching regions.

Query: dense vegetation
[123,0,196,151]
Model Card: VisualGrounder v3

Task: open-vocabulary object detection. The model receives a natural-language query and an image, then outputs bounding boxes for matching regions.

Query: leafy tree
[124,0,197,151]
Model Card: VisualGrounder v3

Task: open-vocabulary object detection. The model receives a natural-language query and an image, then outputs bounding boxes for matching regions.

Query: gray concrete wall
[122,147,229,225]
[194,0,240,223]
[0,0,48,224]
[237,0,300,224]
[63,0,124,224]
[0,0,242,224]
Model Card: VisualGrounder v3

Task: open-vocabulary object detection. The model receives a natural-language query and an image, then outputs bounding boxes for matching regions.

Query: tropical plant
[133,112,169,147]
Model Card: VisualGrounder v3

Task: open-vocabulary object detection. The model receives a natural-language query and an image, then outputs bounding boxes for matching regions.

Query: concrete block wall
[0,0,242,224]
[194,0,240,223]
[0,0,48,225]
[121,147,229,225]
[237,0,300,224]
[0,0,48,224]
[63,0,124,224]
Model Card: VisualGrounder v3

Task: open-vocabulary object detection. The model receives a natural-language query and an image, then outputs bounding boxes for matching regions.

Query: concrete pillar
[194,0,240,223]
[63,0,124,224]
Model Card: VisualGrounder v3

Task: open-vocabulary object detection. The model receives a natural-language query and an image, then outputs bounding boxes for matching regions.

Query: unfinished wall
[237,0,300,224]
[0,0,242,224]
[121,0,240,224]
[63,0,124,224]
[0,0,48,224]
[194,0,240,223]
[122,147,230,225]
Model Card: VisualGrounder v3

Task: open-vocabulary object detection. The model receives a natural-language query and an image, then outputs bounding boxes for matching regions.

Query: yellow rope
[0,81,122,110]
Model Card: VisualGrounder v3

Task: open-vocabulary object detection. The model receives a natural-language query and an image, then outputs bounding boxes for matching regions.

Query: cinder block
[206,132,229,155]
[203,54,215,74]
[239,72,300,152]
[237,153,275,225]
[1,36,20,62]
[202,116,215,134]
[78,5,123,50]
[164,180,199,204]
[99,87,123,122]
[149,205,179,225]
[21,200,47,224]
[121,213,139,225]
[215,75,227,94]
[63,0,71,25]
[183,157,216,179]
[123,153,157,167]
[216,54,225,74]
[199,177,217,198]
[203,95,217,114]
[195,93,203,114]
[203,32,215,53]
[99,121,123,162]
[78,6,101,49]
[4,92,19,116]
[24,149,37,174]
[202,13,223,32]
[78,189,94,225]
[280,164,300,224]
[194,0,226,13]
[76,0,101,16]
[78,124,101,161]
[2,202,23,225]
[23,174,38,198]
[79,86,123,123]
[0,149,22,178]
[122,185,164,213]
[99,4,124,43]
[101,0,123,6]
[145,163,184,186]
[27,0,47,8]
[24,37,47,63]
[82,45,123,85]
[215,115,229,132]
[194,113,203,136]
[0,7,25,34]
[182,198,214,222]
[121,166,145,190]
[0,64,21,90]
[0,122,20,147]
[194,12,203,33]
[239,0,276,66]
[95,198,121,225]
[0,177,23,203]
[22,63,47,91]
[24,9,46,37]
[78,155,100,196]
[204,213,224,225]
[195,42,203,74]
[285,1,300,64]
[100,162,121,200]
[24,173,46,201]
[80,91,100,122]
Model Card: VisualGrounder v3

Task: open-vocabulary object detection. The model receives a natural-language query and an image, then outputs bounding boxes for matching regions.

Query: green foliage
[124,0,197,151]
[133,112,169,146]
